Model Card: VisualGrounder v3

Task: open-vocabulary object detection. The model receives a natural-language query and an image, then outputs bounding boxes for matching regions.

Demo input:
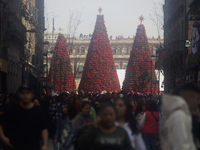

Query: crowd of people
[0,83,199,150]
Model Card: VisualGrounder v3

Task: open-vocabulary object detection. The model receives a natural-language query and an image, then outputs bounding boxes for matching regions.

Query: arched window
[81,47,85,55]
[117,47,122,54]
[75,47,80,54]
[112,47,116,55]
[123,47,129,55]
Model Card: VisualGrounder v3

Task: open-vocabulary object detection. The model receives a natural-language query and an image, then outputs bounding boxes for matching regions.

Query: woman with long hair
[78,104,133,150]
[54,103,73,150]
[140,100,160,150]
[135,102,145,125]
[115,98,146,150]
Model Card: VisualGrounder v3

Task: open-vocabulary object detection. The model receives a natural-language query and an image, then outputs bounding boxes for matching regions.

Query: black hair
[135,103,143,117]
[100,103,116,113]
[99,95,111,105]
[115,98,139,135]
[147,100,158,112]
[81,101,91,109]
[173,83,200,96]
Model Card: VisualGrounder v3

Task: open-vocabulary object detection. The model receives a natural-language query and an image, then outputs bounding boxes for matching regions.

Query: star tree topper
[139,15,145,24]
[98,6,103,15]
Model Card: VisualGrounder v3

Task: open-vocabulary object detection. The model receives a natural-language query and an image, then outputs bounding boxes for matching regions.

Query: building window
[75,47,80,54]
[150,47,153,54]
[69,46,73,55]
[112,47,116,55]
[81,47,85,55]
[123,65,127,69]
[78,66,84,73]
[123,47,129,55]
[117,47,122,54]
[115,65,119,69]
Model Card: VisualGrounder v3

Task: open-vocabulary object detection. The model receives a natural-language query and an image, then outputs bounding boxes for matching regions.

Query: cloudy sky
[45,0,164,38]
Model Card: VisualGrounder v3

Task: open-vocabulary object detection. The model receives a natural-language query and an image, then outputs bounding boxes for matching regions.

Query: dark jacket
[73,113,93,133]
[192,115,200,150]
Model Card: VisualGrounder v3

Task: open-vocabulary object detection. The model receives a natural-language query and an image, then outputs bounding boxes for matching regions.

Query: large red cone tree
[48,34,76,93]
[78,15,120,92]
[122,16,158,94]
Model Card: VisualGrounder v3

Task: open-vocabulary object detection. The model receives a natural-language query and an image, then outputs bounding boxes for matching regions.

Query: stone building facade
[44,33,163,89]
[0,0,45,93]
[162,0,200,93]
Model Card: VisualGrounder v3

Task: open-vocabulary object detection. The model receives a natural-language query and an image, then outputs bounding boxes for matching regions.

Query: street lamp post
[43,41,55,94]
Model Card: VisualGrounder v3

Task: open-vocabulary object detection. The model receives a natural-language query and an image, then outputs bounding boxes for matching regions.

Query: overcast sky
[45,0,164,38]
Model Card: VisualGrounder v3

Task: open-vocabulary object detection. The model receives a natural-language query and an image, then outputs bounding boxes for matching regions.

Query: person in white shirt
[115,98,146,150]
[160,84,200,150]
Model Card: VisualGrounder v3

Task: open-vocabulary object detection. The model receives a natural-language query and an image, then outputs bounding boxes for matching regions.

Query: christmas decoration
[48,34,76,93]
[78,13,120,92]
[122,16,158,94]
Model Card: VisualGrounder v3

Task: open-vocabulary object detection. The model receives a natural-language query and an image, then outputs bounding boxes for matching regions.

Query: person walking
[140,101,160,150]
[73,101,93,133]
[78,104,133,150]
[49,96,64,150]
[115,98,146,150]
[0,85,48,150]
[73,101,94,150]
[54,103,74,150]
[160,84,199,150]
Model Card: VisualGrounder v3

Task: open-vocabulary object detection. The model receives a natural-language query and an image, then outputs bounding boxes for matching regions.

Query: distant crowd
[0,83,199,150]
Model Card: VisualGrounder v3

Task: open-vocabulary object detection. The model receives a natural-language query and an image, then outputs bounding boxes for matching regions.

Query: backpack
[61,122,78,150]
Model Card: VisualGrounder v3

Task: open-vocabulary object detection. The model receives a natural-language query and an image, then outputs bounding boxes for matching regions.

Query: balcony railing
[22,0,38,25]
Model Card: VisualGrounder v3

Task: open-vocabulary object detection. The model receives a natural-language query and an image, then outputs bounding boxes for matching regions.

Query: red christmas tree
[78,15,120,92]
[122,16,158,94]
[48,34,76,93]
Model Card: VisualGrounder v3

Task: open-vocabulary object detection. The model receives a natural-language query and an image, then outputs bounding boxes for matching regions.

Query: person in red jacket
[140,101,160,150]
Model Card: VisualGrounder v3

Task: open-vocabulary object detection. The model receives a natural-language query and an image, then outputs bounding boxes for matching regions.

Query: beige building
[44,33,163,89]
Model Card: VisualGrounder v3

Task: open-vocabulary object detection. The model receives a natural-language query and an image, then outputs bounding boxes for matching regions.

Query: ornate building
[44,33,163,89]
[161,0,200,93]
[0,0,45,93]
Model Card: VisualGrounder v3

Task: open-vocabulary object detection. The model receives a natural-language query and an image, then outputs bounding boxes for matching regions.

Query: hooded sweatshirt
[159,95,196,150]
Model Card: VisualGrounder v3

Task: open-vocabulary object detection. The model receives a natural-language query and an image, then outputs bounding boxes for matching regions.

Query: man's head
[173,83,200,112]
[18,85,34,104]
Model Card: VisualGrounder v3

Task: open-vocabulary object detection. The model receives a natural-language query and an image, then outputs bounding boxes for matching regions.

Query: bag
[150,111,158,123]
[136,112,144,124]
[61,124,78,150]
